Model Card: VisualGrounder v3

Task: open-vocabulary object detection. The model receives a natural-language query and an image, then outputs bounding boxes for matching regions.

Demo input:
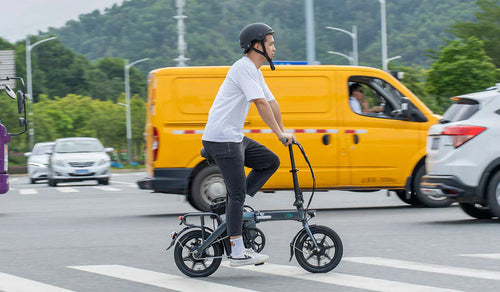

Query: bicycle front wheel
[294,225,343,273]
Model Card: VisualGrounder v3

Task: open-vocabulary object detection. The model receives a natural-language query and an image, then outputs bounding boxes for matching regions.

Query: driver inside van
[349,83,384,114]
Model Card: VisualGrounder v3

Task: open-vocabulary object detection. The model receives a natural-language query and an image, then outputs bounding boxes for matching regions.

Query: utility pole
[174,0,189,66]
[124,58,149,164]
[305,0,317,64]
[25,36,57,150]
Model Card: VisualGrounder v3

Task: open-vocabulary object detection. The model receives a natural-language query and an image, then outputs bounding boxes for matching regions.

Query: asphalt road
[0,172,499,291]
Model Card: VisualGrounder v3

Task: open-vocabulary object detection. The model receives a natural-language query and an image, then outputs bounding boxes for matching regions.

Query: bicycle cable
[293,141,316,213]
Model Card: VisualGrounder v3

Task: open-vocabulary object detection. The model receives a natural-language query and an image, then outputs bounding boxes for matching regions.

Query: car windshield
[55,140,103,153]
[33,144,53,155]
[442,100,479,123]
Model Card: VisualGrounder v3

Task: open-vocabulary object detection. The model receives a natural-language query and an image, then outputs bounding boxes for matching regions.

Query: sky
[0,0,125,43]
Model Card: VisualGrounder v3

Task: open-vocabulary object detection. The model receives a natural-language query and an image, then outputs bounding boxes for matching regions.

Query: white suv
[421,85,500,219]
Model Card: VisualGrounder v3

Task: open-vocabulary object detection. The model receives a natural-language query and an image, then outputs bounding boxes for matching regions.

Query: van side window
[347,76,426,122]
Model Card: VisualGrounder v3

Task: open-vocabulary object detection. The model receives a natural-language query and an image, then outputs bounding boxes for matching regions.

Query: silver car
[25,142,55,184]
[47,137,113,187]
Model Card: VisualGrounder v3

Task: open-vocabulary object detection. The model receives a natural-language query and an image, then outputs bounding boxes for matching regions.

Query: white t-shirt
[202,56,275,142]
[349,96,362,114]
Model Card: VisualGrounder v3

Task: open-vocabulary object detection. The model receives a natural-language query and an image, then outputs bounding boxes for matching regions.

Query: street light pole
[325,25,358,65]
[25,36,57,150]
[379,0,388,71]
[385,55,401,70]
[124,58,149,164]
[305,0,317,64]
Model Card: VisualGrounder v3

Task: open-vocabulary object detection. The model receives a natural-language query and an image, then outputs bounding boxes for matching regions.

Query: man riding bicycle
[201,22,294,267]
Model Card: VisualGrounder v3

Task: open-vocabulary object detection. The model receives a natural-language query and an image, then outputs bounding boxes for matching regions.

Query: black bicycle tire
[173,229,223,277]
[294,225,343,273]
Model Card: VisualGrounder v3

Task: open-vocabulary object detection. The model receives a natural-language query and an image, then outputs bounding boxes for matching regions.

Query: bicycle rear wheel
[294,225,343,273]
[173,229,223,277]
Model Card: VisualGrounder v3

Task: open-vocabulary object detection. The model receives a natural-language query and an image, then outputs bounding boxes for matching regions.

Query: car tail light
[441,125,486,148]
[152,127,159,161]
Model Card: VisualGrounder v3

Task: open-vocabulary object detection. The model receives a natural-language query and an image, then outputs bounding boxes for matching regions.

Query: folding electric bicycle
[167,141,343,277]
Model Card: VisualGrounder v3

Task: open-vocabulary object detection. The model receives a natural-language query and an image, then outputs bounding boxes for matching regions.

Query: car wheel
[98,178,109,185]
[48,179,57,187]
[486,171,500,218]
[459,203,493,219]
[190,165,227,211]
[413,164,453,207]
[395,190,421,206]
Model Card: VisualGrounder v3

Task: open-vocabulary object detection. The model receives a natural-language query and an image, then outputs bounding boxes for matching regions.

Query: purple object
[0,123,11,194]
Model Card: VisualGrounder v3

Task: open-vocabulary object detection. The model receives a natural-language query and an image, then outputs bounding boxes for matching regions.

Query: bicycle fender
[166,226,213,251]
[289,225,317,261]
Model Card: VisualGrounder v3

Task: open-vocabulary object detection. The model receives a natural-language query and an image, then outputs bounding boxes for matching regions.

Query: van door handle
[353,134,359,144]
[322,134,330,145]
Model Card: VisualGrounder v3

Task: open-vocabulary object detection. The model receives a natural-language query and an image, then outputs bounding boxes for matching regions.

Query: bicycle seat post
[288,144,304,209]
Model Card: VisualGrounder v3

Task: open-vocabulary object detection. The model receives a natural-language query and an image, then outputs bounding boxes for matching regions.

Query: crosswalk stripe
[459,253,500,260]
[110,181,138,187]
[68,264,257,292]
[344,257,500,281]
[92,186,120,191]
[222,262,461,292]
[56,187,79,193]
[0,272,74,292]
[19,189,37,195]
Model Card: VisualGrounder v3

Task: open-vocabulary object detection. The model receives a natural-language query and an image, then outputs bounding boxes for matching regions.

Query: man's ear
[253,41,262,51]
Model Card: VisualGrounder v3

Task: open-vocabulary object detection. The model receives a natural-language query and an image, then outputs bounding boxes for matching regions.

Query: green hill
[46,0,479,71]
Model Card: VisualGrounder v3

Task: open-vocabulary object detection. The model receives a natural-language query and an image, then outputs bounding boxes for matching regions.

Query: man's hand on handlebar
[279,133,295,146]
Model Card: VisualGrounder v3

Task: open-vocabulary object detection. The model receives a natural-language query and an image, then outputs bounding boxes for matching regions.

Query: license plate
[75,169,89,174]
[431,137,440,150]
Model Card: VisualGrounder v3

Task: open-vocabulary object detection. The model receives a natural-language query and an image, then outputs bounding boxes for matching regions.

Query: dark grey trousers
[202,137,280,237]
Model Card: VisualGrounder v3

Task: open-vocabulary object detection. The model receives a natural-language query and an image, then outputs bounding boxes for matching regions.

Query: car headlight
[97,159,109,166]
[28,162,46,168]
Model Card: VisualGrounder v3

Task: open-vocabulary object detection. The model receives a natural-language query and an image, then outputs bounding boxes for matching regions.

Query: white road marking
[69,265,257,292]
[19,189,37,195]
[56,187,79,193]
[459,253,500,260]
[344,257,500,281]
[92,186,120,191]
[222,262,462,292]
[109,181,137,187]
[0,272,74,292]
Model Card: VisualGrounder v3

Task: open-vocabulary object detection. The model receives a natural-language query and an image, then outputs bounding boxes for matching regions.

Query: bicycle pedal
[254,262,265,266]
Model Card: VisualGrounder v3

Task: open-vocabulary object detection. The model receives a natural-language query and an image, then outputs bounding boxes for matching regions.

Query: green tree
[426,37,497,112]
[450,0,500,67]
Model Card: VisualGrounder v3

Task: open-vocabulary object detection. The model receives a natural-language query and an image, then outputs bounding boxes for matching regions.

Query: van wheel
[459,203,493,219]
[413,164,453,208]
[191,165,227,211]
[486,171,500,218]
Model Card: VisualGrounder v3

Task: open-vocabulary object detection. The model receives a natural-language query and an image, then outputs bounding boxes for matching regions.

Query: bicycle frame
[169,142,321,257]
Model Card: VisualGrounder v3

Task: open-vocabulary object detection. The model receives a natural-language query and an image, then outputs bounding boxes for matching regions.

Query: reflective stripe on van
[170,129,342,134]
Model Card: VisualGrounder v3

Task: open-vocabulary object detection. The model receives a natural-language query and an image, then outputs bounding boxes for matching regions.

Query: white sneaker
[230,248,269,267]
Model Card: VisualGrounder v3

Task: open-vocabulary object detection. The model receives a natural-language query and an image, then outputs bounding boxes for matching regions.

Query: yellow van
[137,65,444,211]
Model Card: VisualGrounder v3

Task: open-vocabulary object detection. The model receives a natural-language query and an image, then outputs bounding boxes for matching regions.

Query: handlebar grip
[280,137,288,145]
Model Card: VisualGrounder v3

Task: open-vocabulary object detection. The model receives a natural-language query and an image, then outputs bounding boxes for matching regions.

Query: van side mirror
[3,85,16,99]
[105,147,114,153]
[16,91,25,114]
[401,98,409,117]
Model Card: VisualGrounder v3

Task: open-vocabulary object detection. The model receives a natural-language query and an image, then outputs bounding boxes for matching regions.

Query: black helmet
[239,23,276,70]
[240,23,274,50]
